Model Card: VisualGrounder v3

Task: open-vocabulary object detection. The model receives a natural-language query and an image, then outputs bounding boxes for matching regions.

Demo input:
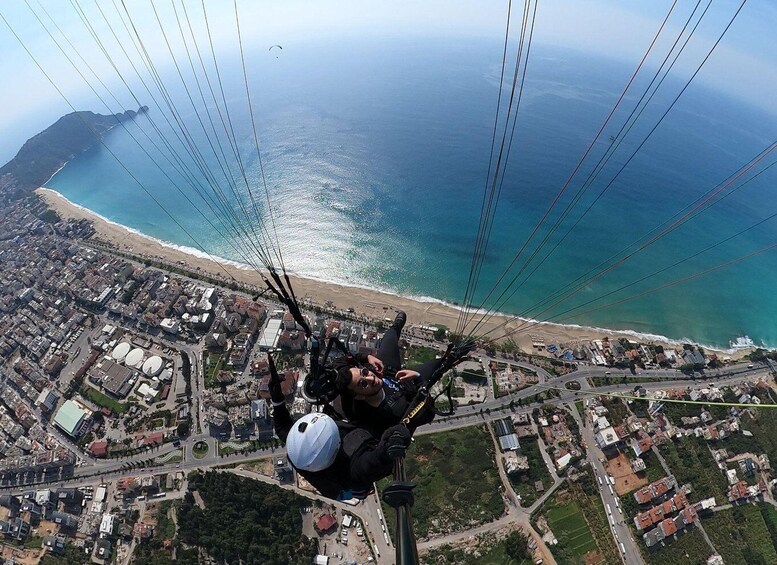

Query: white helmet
[286,413,341,472]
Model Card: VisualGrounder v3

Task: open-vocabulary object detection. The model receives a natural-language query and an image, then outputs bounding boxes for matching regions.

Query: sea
[46,38,777,350]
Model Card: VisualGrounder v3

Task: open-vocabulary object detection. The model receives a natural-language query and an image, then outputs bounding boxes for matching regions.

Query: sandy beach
[37,187,741,357]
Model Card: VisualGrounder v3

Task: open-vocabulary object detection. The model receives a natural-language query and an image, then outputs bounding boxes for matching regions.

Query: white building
[595,426,620,450]
[258,319,283,350]
[160,318,180,334]
[99,513,115,536]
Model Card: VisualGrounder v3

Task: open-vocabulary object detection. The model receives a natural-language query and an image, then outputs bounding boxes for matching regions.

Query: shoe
[392,310,406,332]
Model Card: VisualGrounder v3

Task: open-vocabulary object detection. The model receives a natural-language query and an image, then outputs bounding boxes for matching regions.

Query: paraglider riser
[382,480,415,508]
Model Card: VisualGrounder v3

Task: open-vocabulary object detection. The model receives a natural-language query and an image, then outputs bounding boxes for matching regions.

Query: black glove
[267,352,285,404]
[379,425,412,460]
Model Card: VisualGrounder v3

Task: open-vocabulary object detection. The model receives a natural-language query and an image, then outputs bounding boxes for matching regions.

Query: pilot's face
[348,366,383,397]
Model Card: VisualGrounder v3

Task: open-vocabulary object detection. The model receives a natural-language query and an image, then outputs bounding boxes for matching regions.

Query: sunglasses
[357,365,380,388]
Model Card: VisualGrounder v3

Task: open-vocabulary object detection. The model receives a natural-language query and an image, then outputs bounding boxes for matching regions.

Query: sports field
[546,500,598,560]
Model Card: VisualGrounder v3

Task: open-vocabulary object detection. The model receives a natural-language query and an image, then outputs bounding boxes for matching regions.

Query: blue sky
[0,0,774,163]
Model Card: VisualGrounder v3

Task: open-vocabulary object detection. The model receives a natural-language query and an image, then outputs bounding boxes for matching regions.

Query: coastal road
[8,362,764,490]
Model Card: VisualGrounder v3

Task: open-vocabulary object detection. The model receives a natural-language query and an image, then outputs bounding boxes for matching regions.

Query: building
[555,453,573,470]
[133,522,154,541]
[493,417,521,452]
[89,440,109,458]
[42,535,66,555]
[503,452,530,474]
[93,538,112,563]
[595,426,620,450]
[136,382,158,402]
[116,475,159,497]
[50,511,79,532]
[94,486,107,504]
[631,458,647,473]
[36,388,58,412]
[159,318,180,334]
[54,489,84,514]
[93,358,134,398]
[258,319,283,350]
[250,400,274,440]
[634,477,675,505]
[8,518,30,541]
[52,400,91,438]
[315,514,337,534]
[141,431,164,447]
[99,513,115,536]
[631,436,654,457]
[498,434,521,452]
[634,492,688,531]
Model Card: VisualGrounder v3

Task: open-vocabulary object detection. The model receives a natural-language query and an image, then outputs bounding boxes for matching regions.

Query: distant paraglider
[269,44,283,58]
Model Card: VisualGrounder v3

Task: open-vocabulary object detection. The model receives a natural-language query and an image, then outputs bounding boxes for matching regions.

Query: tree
[177,421,190,438]
[504,530,529,561]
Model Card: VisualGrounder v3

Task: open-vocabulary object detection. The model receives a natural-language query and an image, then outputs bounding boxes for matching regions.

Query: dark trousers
[376,328,403,373]
[377,328,444,386]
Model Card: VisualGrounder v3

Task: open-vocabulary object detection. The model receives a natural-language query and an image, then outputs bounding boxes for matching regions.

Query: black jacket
[339,380,434,435]
[272,402,393,499]
[337,357,444,435]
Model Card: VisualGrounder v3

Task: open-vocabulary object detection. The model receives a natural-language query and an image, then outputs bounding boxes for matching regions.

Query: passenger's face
[349,367,383,397]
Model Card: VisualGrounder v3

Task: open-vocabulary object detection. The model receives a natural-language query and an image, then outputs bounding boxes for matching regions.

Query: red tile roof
[681,506,697,524]
[634,477,673,504]
[89,440,109,457]
[315,513,337,533]
[638,437,654,454]
[659,517,677,536]
[635,513,653,530]
[142,431,164,446]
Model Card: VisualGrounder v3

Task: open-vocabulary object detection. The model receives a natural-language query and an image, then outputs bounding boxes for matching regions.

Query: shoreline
[36,187,750,358]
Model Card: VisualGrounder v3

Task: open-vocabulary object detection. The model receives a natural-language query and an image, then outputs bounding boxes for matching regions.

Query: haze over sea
[47,39,777,350]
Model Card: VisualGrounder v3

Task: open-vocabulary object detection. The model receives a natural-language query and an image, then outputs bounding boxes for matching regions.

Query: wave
[40,187,764,354]
[43,162,68,186]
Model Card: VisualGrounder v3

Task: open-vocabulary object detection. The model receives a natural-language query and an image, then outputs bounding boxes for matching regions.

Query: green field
[588,376,669,387]
[406,345,442,367]
[218,441,250,456]
[192,441,209,459]
[704,504,777,565]
[640,451,667,485]
[421,538,532,565]
[80,385,127,413]
[723,407,777,465]
[658,436,728,503]
[568,470,621,564]
[545,500,598,562]
[380,425,505,539]
[761,503,777,535]
[574,400,585,424]
[471,543,531,565]
[203,352,224,389]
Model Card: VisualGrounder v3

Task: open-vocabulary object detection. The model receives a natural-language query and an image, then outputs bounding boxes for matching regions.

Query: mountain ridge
[0,107,147,203]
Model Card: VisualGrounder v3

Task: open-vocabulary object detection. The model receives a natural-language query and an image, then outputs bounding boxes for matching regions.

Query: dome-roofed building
[142,356,164,377]
[125,348,145,369]
[111,342,132,363]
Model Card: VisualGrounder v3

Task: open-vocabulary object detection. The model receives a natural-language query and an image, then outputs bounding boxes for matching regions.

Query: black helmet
[301,367,340,404]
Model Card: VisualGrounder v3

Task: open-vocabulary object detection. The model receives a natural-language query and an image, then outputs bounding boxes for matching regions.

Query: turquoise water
[48,39,777,349]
